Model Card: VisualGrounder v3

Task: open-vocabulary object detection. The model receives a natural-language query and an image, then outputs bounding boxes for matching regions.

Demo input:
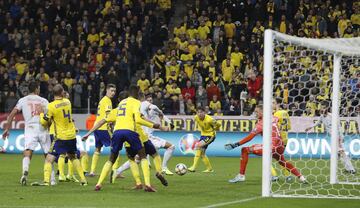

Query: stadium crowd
[0,0,358,116]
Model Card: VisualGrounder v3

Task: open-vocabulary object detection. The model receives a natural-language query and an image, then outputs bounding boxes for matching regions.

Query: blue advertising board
[0,130,359,158]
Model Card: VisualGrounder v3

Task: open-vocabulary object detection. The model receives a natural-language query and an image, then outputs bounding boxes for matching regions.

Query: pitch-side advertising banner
[1,130,359,158]
[1,114,359,134]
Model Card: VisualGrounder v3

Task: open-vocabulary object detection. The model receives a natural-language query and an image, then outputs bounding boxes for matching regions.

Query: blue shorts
[200,136,216,149]
[111,130,142,154]
[54,150,81,163]
[126,140,157,158]
[50,139,77,156]
[94,130,111,148]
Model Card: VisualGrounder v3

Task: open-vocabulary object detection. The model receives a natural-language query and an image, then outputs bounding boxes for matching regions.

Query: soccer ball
[175,163,187,176]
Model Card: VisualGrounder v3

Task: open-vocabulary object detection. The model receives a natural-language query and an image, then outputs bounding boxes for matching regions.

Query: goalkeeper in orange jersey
[226,105,307,184]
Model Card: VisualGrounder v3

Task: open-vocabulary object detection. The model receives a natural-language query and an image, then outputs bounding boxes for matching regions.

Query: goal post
[262,29,360,198]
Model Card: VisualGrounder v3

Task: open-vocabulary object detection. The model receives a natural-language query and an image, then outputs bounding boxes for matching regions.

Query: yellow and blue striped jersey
[95,96,113,130]
[40,98,76,140]
[194,114,221,137]
[106,97,153,131]
[273,109,291,144]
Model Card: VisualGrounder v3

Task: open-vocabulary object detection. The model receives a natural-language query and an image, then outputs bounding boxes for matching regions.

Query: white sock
[299,175,306,182]
[51,163,56,182]
[162,146,174,169]
[116,160,131,175]
[341,152,355,172]
[22,157,30,175]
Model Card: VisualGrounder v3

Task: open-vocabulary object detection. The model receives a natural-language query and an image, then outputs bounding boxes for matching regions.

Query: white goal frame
[262,29,360,198]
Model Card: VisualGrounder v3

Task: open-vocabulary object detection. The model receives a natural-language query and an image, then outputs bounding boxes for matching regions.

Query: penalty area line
[199,196,261,208]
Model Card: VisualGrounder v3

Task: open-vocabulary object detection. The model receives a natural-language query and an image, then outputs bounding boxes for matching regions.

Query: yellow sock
[96,161,112,186]
[112,155,121,171]
[282,166,290,177]
[91,152,100,173]
[153,155,162,173]
[201,155,212,170]
[81,154,89,173]
[67,160,74,176]
[192,149,201,169]
[140,159,151,186]
[129,160,142,185]
[71,159,86,182]
[44,162,52,183]
[271,165,278,177]
[58,154,66,178]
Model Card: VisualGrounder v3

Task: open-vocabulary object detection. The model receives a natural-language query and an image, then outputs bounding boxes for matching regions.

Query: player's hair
[118,90,129,101]
[275,97,284,109]
[128,85,139,98]
[197,106,205,112]
[106,84,116,89]
[138,91,145,100]
[28,81,39,93]
[53,84,64,97]
[256,104,263,110]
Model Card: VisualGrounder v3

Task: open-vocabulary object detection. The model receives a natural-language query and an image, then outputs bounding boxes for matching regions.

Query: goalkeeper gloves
[224,143,240,150]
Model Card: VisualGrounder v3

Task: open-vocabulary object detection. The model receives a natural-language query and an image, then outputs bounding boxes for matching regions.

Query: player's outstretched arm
[2,108,19,139]
[82,119,107,141]
[224,132,257,150]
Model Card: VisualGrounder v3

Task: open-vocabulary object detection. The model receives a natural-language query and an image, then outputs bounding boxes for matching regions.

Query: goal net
[262,29,360,199]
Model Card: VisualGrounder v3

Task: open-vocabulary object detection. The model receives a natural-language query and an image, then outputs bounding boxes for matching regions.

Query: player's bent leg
[188,141,206,172]
[161,141,175,175]
[80,152,90,174]
[339,150,356,174]
[68,153,87,186]
[201,149,213,173]
[43,154,56,186]
[58,154,67,182]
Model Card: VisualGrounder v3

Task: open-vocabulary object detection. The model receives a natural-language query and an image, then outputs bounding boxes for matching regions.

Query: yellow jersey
[106,97,153,132]
[95,96,113,131]
[273,110,291,145]
[40,98,76,140]
[194,114,221,137]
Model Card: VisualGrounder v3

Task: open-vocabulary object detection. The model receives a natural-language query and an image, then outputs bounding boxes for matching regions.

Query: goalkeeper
[226,105,307,184]
[305,103,356,174]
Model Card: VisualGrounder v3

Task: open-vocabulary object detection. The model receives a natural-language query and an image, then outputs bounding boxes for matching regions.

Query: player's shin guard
[191,149,202,169]
[129,160,142,185]
[22,156,30,175]
[97,161,112,186]
[72,159,86,182]
[271,165,278,177]
[140,159,151,186]
[112,155,121,171]
[81,154,89,173]
[153,155,162,173]
[44,162,52,183]
[91,152,100,173]
[162,146,174,168]
[58,155,66,178]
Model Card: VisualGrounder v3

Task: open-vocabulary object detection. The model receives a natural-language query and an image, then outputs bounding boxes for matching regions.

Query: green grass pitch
[0,154,359,208]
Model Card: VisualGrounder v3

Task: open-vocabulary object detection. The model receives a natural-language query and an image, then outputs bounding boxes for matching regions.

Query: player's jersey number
[62,109,71,123]
[117,103,126,116]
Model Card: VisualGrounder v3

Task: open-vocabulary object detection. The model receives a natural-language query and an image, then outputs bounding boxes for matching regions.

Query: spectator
[181,80,195,101]
[195,85,208,107]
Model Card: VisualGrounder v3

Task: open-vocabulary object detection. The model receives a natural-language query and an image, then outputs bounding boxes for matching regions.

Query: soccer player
[37,84,87,186]
[272,98,292,182]
[226,105,307,183]
[187,107,221,172]
[89,84,120,177]
[113,94,175,178]
[305,103,356,174]
[82,86,168,192]
[2,81,55,185]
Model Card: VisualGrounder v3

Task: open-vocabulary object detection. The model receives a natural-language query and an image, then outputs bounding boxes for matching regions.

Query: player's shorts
[126,140,157,158]
[149,135,167,149]
[24,125,50,153]
[94,130,111,148]
[111,130,142,154]
[50,139,77,156]
[200,135,215,149]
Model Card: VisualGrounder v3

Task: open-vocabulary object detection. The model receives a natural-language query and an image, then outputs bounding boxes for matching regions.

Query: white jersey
[140,101,171,136]
[312,113,343,136]
[15,94,48,131]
